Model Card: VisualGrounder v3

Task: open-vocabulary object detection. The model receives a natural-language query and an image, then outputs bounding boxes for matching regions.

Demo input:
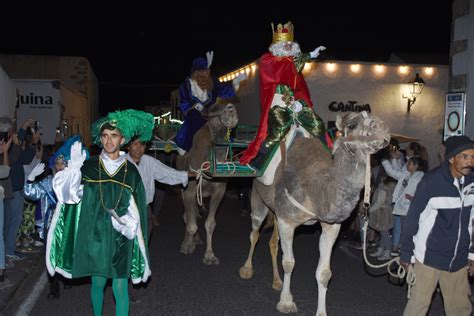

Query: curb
[0,251,45,315]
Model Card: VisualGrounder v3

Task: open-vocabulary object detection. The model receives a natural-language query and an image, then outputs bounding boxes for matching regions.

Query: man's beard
[269,42,302,57]
[192,71,214,91]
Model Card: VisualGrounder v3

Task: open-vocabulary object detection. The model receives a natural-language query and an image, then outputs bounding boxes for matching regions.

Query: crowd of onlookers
[347,139,430,259]
[0,117,44,289]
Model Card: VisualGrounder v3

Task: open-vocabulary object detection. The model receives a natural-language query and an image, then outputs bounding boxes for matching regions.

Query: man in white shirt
[125,136,195,239]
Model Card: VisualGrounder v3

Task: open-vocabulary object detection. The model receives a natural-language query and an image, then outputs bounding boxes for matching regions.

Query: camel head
[333,111,390,157]
[203,103,239,141]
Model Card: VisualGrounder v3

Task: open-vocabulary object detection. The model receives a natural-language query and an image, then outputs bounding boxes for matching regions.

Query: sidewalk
[0,246,45,314]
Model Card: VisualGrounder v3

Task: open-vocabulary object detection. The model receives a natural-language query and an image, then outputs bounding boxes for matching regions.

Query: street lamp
[405,73,425,112]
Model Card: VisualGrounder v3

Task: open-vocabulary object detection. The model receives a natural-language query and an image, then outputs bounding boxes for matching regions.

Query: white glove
[293,100,303,113]
[27,162,45,182]
[68,141,87,170]
[232,72,248,91]
[195,103,204,111]
[233,72,248,84]
[111,212,139,240]
[310,46,326,59]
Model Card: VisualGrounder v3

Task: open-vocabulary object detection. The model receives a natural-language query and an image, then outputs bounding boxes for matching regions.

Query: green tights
[91,276,129,316]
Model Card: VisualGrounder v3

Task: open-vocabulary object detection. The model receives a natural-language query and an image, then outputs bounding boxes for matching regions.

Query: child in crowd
[24,135,88,297]
[377,155,425,259]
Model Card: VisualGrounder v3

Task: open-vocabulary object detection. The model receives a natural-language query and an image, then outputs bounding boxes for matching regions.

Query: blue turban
[190,57,208,73]
[48,135,90,170]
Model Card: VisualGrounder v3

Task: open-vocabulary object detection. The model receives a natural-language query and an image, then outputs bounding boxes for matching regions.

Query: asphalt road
[12,182,454,315]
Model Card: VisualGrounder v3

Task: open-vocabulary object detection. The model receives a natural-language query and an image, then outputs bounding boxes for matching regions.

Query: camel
[176,102,238,265]
[238,111,390,315]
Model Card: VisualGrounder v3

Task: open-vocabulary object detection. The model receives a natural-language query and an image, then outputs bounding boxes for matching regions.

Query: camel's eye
[346,122,357,130]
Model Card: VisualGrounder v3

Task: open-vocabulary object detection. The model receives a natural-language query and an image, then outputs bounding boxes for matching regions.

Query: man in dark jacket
[3,118,38,261]
[400,135,474,316]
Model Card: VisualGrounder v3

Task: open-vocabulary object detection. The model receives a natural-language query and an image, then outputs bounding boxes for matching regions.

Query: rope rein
[361,219,416,297]
[189,161,211,206]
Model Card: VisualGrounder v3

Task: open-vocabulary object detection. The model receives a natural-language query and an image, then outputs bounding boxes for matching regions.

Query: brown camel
[239,111,390,315]
[176,102,238,264]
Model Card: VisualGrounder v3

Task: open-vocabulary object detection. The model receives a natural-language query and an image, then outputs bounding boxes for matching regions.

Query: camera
[34,121,40,132]
[0,132,8,142]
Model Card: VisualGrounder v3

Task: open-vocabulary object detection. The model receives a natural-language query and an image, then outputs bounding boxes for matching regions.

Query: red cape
[239,53,313,165]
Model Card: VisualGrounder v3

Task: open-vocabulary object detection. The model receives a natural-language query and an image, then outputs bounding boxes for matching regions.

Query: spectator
[368,175,397,259]
[377,156,425,260]
[4,118,38,261]
[0,133,12,288]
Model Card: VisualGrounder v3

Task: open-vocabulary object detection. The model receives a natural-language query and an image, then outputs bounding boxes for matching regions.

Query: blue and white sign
[444,92,466,141]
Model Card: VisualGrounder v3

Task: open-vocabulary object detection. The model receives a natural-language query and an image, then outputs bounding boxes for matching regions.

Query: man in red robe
[239,22,326,165]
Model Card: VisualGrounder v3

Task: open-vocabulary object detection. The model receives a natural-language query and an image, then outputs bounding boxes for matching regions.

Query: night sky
[0,2,453,114]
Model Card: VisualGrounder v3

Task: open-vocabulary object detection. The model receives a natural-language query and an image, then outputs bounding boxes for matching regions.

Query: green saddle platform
[208,141,279,178]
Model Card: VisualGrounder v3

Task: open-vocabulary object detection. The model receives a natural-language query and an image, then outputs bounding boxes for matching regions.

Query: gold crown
[272,21,294,43]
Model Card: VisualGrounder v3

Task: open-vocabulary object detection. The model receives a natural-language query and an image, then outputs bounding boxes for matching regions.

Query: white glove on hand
[310,46,326,59]
[233,72,248,84]
[68,141,87,170]
[27,162,45,182]
[292,100,303,113]
[111,213,139,240]
[195,103,204,112]
[232,72,248,91]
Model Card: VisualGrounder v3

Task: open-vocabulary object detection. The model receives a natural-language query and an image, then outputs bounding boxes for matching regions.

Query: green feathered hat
[91,109,155,146]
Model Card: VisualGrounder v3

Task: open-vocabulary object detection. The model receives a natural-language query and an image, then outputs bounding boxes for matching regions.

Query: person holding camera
[380,141,428,257]
[4,118,40,261]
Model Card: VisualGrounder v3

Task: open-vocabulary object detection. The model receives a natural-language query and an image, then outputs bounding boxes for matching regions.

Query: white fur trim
[189,79,209,103]
[129,196,151,284]
[45,203,64,277]
[257,126,309,185]
[53,267,72,279]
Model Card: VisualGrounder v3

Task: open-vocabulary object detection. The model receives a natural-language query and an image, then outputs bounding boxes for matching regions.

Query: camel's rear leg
[269,215,283,290]
[202,184,226,265]
[315,223,341,316]
[239,185,269,279]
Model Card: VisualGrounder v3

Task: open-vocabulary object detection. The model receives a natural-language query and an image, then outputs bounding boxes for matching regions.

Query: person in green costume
[46,109,154,316]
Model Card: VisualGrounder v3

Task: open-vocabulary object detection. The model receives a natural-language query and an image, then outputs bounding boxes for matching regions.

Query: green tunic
[47,155,150,283]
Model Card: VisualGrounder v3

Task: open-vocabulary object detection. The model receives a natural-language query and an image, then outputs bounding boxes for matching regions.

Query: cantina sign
[328,101,371,113]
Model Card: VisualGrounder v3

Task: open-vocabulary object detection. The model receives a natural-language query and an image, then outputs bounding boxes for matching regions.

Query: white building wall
[451,0,474,137]
[235,61,448,169]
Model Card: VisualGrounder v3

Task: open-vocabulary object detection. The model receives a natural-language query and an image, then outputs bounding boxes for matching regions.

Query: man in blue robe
[175,51,245,153]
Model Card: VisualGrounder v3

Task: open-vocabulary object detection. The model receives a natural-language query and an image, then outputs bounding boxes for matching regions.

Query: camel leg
[315,223,341,316]
[202,184,226,265]
[276,219,297,314]
[239,184,269,279]
[269,215,283,290]
[180,187,200,254]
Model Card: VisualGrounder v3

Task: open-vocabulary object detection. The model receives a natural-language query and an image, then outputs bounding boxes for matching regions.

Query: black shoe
[130,296,141,303]
[48,278,60,298]
[47,290,60,299]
